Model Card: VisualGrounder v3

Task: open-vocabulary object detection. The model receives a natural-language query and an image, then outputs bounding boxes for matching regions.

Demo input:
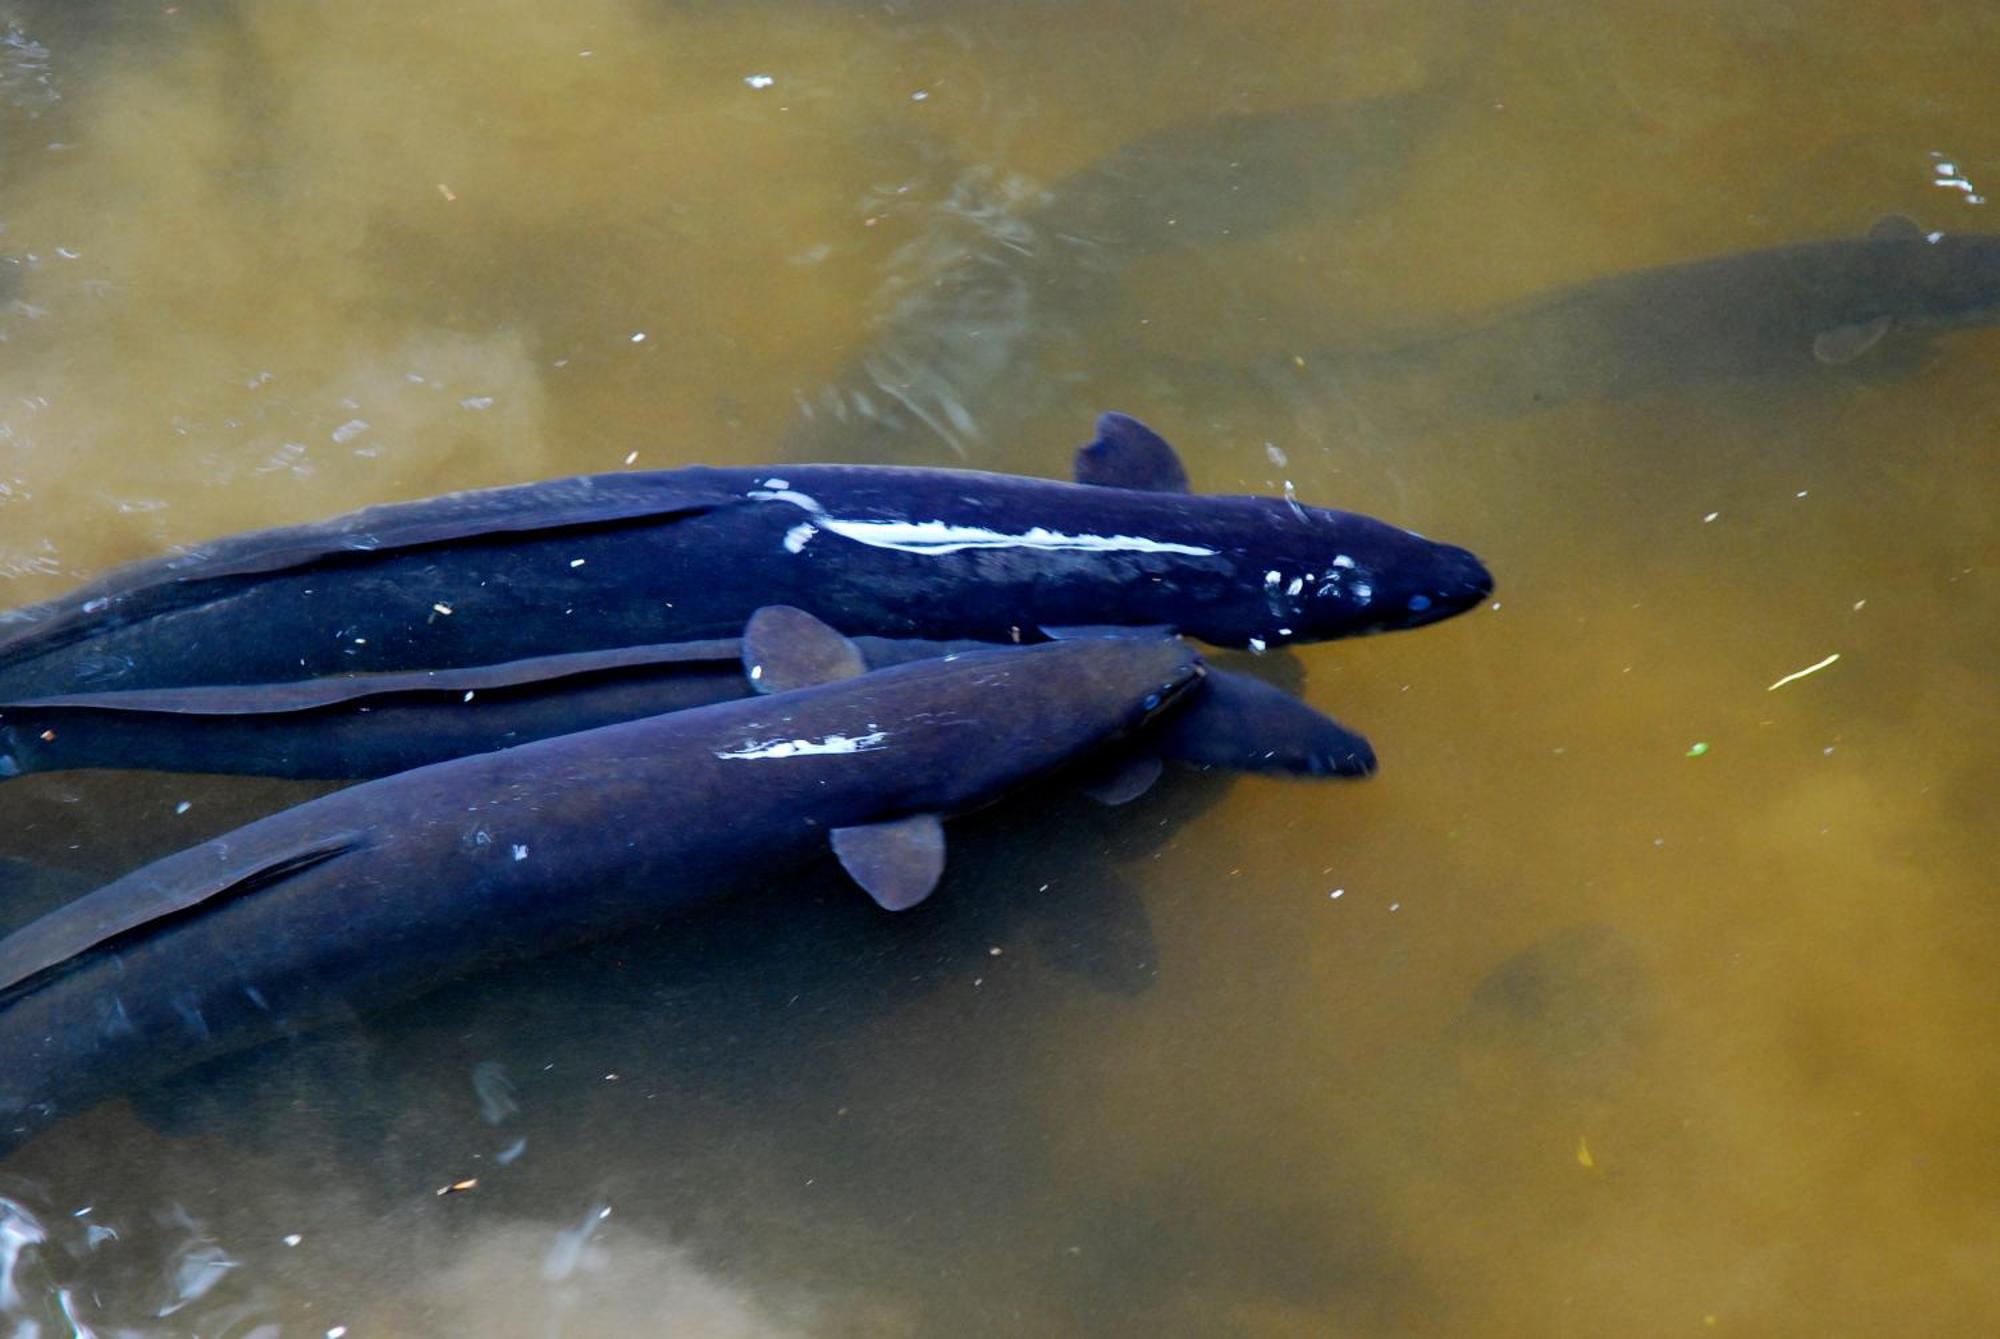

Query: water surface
[0,1,1994,1334]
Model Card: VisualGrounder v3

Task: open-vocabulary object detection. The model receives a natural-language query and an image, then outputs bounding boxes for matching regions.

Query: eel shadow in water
[1256,215,2000,432]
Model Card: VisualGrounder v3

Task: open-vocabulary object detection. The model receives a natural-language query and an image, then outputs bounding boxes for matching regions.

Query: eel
[0,610,1206,1149]
[0,412,1492,697]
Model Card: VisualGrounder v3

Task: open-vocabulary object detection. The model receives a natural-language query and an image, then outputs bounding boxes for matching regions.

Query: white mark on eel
[748,489,1216,558]
[716,730,889,760]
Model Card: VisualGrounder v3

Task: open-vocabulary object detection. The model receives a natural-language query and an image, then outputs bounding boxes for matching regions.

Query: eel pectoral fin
[1867,214,1925,241]
[1072,412,1193,493]
[741,606,867,694]
[0,831,366,997]
[831,814,946,911]
[1079,753,1165,806]
[1813,315,1893,365]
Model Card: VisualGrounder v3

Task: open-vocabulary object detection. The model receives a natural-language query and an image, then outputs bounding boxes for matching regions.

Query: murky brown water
[0,0,1994,1334]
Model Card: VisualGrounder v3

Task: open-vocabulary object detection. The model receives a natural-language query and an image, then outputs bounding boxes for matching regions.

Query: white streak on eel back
[747,488,1216,558]
[715,730,889,760]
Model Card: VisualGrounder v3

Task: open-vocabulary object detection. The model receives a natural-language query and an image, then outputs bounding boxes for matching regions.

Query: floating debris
[1767,653,1840,692]
[1685,742,1709,758]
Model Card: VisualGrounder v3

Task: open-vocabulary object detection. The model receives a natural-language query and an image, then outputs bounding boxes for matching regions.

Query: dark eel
[0,613,1205,1150]
[0,413,1492,697]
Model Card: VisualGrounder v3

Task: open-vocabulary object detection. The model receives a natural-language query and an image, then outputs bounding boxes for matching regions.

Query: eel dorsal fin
[0,641,746,717]
[169,475,737,584]
[741,606,867,694]
[831,814,946,910]
[1073,413,1193,493]
[0,475,739,664]
[0,831,365,997]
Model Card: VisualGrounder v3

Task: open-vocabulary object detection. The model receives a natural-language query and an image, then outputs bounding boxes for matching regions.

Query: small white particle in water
[1703,511,1720,522]
[624,451,638,465]
[1490,601,1502,611]
[433,602,454,615]
[283,1234,302,1247]
[911,89,929,101]
[1277,627,1292,636]
[1939,161,1956,175]
[512,844,528,860]
[569,558,586,568]
[327,1329,347,1339]
[604,1073,619,1081]
[330,419,368,444]
[1247,637,1266,653]
[744,73,774,89]
[748,664,763,681]
[989,946,1003,956]
[1265,443,1288,467]
[175,800,191,815]
[459,395,495,411]
[1388,902,1400,912]
[1329,888,1344,899]
[1853,599,1866,611]
[463,690,476,703]
[354,636,367,644]
[1796,490,1808,498]
[630,331,646,343]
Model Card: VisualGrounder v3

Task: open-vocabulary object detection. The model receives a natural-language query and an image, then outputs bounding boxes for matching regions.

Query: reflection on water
[0,0,1995,1334]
